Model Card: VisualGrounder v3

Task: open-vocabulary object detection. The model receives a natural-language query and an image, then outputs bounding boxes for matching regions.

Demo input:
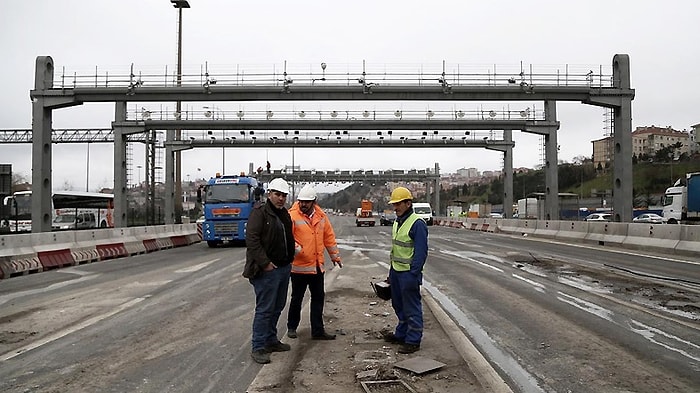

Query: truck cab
[198,174,263,247]
[412,202,433,226]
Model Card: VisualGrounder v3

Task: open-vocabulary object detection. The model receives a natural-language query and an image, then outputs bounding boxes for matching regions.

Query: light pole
[85,142,90,191]
[136,165,142,187]
[171,0,189,223]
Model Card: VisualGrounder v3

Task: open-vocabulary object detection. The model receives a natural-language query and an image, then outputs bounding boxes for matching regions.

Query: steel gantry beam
[0,128,148,143]
[28,55,634,231]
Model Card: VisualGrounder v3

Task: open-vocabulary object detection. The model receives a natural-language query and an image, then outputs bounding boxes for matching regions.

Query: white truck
[662,172,700,224]
[412,202,434,226]
[517,198,540,219]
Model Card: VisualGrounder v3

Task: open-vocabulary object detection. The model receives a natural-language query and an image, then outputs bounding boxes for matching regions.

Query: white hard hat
[267,178,290,194]
[297,184,317,201]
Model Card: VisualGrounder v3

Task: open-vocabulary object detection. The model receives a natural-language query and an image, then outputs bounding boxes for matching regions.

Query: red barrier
[38,249,76,269]
[170,235,189,247]
[143,239,160,252]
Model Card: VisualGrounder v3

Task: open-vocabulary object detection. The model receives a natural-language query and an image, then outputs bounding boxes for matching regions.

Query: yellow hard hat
[388,187,413,204]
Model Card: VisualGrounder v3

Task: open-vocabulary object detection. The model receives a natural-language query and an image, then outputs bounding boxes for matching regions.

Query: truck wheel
[207,241,220,248]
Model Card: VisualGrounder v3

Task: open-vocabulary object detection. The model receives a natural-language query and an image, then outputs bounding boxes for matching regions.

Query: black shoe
[382,332,404,344]
[251,349,270,364]
[312,332,336,340]
[264,341,291,352]
[398,343,420,354]
[287,329,298,339]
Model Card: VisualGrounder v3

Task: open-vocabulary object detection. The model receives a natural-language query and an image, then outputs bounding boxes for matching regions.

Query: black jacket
[243,199,294,279]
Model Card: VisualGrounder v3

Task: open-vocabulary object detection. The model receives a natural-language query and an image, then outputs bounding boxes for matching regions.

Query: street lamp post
[171,0,189,223]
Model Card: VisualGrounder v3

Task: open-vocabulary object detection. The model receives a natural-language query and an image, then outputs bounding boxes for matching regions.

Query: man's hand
[263,262,277,272]
[332,257,342,268]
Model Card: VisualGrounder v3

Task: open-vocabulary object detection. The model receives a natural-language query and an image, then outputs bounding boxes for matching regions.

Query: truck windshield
[205,184,250,203]
[7,194,32,220]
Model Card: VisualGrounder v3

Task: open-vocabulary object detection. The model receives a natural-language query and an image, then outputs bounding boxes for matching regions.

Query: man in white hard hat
[243,178,296,364]
[286,184,342,340]
[382,186,428,354]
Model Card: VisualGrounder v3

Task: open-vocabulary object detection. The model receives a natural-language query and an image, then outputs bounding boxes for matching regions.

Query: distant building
[592,125,690,170]
[690,123,700,154]
[592,136,614,171]
[631,125,689,157]
[456,167,479,179]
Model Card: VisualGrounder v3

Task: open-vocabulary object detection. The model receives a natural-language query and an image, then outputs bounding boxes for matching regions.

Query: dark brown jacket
[243,199,294,279]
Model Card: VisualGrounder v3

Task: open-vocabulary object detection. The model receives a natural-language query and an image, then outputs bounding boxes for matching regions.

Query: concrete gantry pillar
[30,56,55,233]
[434,162,440,215]
[113,102,129,228]
[502,129,514,218]
[612,54,634,223]
[164,129,176,225]
[543,100,560,220]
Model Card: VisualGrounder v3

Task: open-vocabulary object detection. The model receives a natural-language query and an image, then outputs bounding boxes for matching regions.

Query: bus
[2,190,114,232]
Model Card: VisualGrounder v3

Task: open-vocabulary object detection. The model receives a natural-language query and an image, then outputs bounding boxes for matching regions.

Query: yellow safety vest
[391,213,420,271]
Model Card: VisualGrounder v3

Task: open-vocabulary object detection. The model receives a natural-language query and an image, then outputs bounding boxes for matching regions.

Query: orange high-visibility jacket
[289,201,341,274]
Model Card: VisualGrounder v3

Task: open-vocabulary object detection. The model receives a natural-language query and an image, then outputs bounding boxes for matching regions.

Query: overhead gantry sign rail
[28,56,633,232]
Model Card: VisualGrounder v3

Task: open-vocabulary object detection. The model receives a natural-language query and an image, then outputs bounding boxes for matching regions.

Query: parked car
[583,213,612,222]
[379,212,397,226]
[632,213,663,224]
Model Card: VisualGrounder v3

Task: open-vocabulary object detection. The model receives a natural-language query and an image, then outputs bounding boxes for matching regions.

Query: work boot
[287,329,298,339]
[264,341,291,352]
[381,331,404,344]
[398,343,420,354]
[311,331,336,340]
[251,349,270,364]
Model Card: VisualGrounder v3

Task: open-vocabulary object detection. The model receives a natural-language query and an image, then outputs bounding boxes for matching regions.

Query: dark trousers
[389,268,423,345]
[287,271,326,337]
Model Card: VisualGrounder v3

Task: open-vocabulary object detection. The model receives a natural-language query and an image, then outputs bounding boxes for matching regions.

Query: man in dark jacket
[244,178,295,364]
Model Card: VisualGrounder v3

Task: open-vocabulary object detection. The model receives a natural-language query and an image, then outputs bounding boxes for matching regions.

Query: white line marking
[175,258,219,273]
[1,297,145,361]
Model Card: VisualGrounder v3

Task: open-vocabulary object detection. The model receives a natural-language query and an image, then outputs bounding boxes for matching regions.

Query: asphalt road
[0,216,698,392]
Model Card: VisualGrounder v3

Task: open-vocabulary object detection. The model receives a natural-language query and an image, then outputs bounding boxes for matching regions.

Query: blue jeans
[389,269,423,345]
[249,264,291,352]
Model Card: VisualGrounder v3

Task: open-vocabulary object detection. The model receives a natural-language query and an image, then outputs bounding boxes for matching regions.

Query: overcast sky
[1,1,698,192]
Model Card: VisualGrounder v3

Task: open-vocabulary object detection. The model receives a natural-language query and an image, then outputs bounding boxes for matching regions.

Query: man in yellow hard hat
[382,186,428,354]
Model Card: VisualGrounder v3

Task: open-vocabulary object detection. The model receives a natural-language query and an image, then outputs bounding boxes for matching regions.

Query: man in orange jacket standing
[286,184,342,340]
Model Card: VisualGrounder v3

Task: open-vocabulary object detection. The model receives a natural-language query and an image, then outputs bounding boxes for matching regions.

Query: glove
[331,256,342,268]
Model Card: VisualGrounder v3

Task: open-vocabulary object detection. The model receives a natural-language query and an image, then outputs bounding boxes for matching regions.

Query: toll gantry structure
[28,55,633,232]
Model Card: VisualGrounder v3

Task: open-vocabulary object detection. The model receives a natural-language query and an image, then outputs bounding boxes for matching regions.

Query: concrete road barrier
[534,220,560,239]
[37,249,76,270]
[584,222,627,246]
[624,223,680,251]
[676,225,700,255]
[0,254,42,279]
[555,221,589,242]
